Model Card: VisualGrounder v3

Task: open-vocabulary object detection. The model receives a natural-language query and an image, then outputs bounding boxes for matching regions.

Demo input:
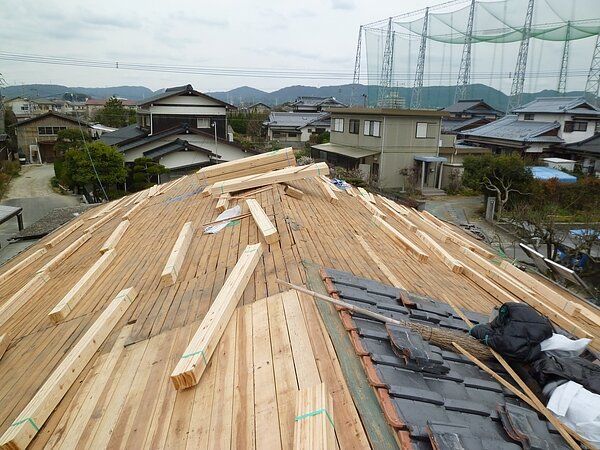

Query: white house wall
[158,151,211,169]
[516,113,597,144]
[153,96,225,107]
[141,106,226,116]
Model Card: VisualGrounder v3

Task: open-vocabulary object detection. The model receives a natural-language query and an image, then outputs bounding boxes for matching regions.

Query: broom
[276,280,493,360]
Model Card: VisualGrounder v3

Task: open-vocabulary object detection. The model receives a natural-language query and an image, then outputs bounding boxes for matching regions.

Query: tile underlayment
[321,267,572,450]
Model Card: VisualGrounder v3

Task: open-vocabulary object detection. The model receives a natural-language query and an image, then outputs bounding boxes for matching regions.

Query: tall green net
[363,0,600,108]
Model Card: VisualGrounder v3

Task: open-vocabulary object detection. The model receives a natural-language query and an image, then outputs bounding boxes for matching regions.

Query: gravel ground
[10,205,94,240]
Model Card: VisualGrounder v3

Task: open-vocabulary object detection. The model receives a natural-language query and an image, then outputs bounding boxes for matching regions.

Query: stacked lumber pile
[196,147,297,185]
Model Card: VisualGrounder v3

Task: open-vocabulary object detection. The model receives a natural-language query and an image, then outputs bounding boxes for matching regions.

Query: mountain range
[0,83,588,112]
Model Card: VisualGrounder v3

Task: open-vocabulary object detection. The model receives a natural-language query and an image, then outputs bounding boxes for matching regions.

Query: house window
[38,126,66,135]
[524,113,535,120]
[196,118,210,128]
[416,122,428,138]
[287,132,298,138]
[332,118,344,132]
[364,120,381,137]
[564,121,588,132]
[349,119,360,134]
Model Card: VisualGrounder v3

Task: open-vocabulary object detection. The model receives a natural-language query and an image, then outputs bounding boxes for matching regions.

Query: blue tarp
[529,166,577,183]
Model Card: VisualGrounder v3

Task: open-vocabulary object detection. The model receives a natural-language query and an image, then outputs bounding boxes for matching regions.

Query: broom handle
[444,298,588,450]
[276,279,402,326]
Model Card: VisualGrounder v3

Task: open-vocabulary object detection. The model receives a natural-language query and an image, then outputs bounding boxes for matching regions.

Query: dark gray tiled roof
[513,97,600,115]
[443,100,501,116]
[290,96,347,108]
[561,133,600,154]
[461,115,562,143]
[99,124,147,146]
[143,138,216,159]
[442,117,487,133]
[265,112,329,129]
[138,84,235,109]
[322,268,570,450]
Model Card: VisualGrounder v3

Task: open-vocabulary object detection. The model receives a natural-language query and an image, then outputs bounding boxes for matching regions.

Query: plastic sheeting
[547,381,600,447]
[540,333,591,357]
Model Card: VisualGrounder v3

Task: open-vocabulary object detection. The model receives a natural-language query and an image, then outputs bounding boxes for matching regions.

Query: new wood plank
[355,235,405,289]
[210,163,329,196]
[85,208,121,234]
[0,273,50,330]
[0,287,137,450]
[161,222,195,287]
[100,220,130,254]
[371,215,428,262]
[0,334,10,362]
[293,383,335,450]
[48,250,116,323]
[416,230,464,274]
[216,193,231,213]
[357,195,386,218]
[38,233,91,273]
[319,180,339,205]
[44,220,84,249]
[246,199,279,245]
[170,243,263,390]
[284,185,304,200]
[0,248,47,285]
[357,187,375,204]
[197,147,295,179]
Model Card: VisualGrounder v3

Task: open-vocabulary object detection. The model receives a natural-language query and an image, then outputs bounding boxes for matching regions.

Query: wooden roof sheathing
[0,159,599,449]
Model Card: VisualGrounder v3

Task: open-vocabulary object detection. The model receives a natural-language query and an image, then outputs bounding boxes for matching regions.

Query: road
[0,164,81,263]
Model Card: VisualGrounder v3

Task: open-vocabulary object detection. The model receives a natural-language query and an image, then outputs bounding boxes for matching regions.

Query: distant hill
[0,84,154,101]
[1,83,588,111]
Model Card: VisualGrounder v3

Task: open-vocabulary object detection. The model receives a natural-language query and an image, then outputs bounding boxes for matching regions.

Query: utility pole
[585,34,600,106]
[506,0,534,113]
[455,0,476,103]
[557,21,571,95]
[410,7,429,109]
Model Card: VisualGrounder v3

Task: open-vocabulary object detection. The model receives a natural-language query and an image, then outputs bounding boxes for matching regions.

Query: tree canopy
[53,128,91,156]
[463,154,533,217]
[94,97,136,128]
[130,157,168,191]
[64,141,127,198]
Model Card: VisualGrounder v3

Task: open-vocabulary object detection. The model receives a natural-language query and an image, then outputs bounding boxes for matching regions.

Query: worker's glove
[469,324,493,345]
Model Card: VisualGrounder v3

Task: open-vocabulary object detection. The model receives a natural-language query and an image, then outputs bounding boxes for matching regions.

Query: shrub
[1,160,21,177]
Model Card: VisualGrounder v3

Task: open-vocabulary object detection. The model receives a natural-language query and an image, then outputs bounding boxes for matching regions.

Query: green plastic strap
[12,417,40,432]
[295,408,334,427]
[226,220,241,227]
[181,349,208,365]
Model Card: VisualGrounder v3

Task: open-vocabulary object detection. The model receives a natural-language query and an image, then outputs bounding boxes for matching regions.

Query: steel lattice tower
[410,8,429,109]
[454,0,476,103]
[351,26,363,106]
[378,19,395,107]
[506,0,534,113]
[585,34,600,106]
[557,21,571,95]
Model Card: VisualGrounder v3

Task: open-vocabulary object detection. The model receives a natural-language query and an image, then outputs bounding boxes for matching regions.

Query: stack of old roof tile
[322,268,571,449]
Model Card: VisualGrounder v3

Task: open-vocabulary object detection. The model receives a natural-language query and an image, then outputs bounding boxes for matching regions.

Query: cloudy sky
[1,0,596,94]
[0,0,463,92]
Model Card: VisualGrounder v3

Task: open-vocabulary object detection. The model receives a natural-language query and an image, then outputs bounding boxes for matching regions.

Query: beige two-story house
[312,107,448,191]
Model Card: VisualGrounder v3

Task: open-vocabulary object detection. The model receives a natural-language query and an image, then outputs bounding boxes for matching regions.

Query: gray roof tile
[461,115,563,143]
[513,96,600,114]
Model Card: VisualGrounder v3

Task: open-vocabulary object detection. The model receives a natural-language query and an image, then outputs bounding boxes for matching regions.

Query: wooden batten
[200,185,212,197]
[0,287,138,450]
[438,221,495,259]
[320,176,342,192]
[284,185,304,200]
[346,186,357,197]
[246,200,279,245]
[357,187,375,204]
[293,383,336,450]
[216,193,231,213]
[357,195,386,218]
[148,184,160,197]
[0,273,50,329]
[161,222,195,287]
[134,189,150,204]
[122,198,147,221]
[210,163,329,196]
[404,212,450,244]
[0,333,10,362]
[0,248,47,285]
[355,235,405,289]
[159,176,187,196]
[379,203,416,231]
[170,243,263,390]
[86,208,121,234]
[100,220,130,254]
[416,230,463,274]
[44,220,84,249]
[319,180,339,205]
[48,250,116,323]
[377,195,409,216]
[371,215,428,262]
[38,233,92,273]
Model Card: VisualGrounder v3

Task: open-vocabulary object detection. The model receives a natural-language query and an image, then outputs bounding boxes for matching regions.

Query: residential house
[86,98,137,120]
[60,101,87,117]
[442,99,501,135]
[101,84,253,176]
[13,111,92,163]
[554,133,600,176]
[311,107,449,191]
[241,102,271,114]
[0,102,8,161]
[4,97,35,120]
[460,97,600,155]
[263,112,330,147]
[289,96,347,113]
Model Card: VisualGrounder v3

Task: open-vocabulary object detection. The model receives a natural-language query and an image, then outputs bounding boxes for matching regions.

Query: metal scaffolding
[410,7,429,109]
[506,0,535,113]
[585,34,600,106]
[378,19,396,107]
[351,26,363,106]
[454,0,476,103]
[557,22,571,95]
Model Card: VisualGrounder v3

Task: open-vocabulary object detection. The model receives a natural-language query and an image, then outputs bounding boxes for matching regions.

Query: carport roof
[312,143,379,159]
